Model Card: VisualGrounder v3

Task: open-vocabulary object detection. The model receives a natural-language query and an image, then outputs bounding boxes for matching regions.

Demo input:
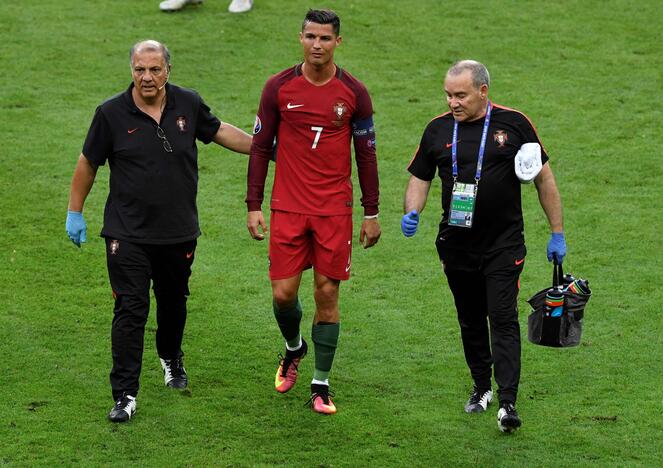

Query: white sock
[285,337,302,352]
[311,378,329,386]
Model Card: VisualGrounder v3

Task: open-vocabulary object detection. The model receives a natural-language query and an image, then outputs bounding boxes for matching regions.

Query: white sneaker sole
[160,0,203,12]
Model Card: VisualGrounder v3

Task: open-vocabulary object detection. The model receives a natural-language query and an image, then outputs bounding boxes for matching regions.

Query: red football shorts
[269,210,353,281]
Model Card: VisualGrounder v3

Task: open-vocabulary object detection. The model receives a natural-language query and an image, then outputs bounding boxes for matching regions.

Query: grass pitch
[1,0,662,465]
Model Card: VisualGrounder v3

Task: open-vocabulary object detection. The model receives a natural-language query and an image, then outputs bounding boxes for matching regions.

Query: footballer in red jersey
[246,9,380,414]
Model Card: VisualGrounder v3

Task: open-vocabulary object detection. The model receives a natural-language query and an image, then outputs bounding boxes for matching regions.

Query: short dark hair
[302,9,340,36]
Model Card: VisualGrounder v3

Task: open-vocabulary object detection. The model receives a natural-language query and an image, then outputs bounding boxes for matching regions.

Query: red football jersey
[247,64,379,216]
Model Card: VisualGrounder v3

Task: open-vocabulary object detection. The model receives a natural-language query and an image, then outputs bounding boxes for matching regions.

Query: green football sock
[273,298,302,349]
[312,321,340,382]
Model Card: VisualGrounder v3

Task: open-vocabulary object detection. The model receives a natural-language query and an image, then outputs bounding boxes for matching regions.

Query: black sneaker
[497,401,522,433]
[160,356,188,389]
[108,394,136,423]
[464,387,493,413]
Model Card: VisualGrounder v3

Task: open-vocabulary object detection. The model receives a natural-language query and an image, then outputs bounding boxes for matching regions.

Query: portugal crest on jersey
[493,130,508,147]
[332,102,346,127]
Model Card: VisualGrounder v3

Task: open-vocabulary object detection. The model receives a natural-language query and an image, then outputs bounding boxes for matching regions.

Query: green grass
[1,0,662,465]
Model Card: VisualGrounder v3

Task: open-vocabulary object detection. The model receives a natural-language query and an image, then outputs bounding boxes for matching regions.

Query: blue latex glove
[401,210,419,237]
[547,232,566,263]
[66,210,87,247]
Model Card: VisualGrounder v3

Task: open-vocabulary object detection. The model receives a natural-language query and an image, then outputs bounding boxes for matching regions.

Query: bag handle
[552,255,564,288]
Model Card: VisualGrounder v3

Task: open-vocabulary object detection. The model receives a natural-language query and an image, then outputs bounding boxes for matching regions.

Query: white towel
[515,143,542,183]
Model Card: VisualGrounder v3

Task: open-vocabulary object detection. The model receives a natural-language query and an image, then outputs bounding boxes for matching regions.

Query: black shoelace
[277,353,300,377]
[116,396,132,409]
[501,403,517,414]
[469,388,490,404]
[168,359,185,378]
[304,389,335,407]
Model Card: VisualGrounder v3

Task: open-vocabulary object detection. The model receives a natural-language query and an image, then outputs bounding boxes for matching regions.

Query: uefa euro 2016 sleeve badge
[332,102,346,127]
[493,129,508,147]
[176,116,187,132]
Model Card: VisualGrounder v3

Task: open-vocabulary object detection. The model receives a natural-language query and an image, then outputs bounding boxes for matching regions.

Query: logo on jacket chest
[176,116,187,132]
[493,130,508,147]
[332,102,347,127]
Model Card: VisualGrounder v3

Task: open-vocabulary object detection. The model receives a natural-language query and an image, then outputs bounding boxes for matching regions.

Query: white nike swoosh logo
[287,103,304,109]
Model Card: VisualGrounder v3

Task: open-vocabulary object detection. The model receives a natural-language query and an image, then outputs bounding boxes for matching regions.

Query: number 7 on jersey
[310,126,323,149]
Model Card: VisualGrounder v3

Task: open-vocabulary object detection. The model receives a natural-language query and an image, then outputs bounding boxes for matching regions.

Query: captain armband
[352,116,376,147]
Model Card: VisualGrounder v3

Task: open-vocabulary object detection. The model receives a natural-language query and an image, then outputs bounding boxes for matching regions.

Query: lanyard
[451,101,492,182]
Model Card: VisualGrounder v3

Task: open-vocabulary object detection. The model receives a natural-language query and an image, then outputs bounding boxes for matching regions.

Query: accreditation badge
[449,181,477,228]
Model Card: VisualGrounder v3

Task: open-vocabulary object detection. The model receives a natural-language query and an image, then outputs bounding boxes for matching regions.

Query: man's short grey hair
[447,60,490,89]
[129,40,171,66]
